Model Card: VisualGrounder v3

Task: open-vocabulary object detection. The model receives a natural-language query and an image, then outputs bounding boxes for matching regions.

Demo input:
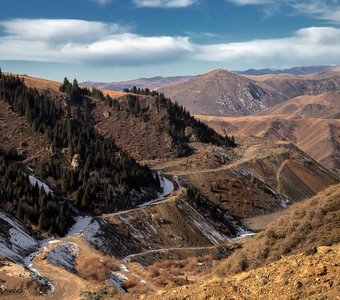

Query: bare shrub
[76,255,120,282]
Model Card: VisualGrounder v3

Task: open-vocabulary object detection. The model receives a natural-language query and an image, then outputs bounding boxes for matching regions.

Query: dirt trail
[167,142,288,177]
[123,244,226,263]
[30,241,89,300]
[276,159,288,194]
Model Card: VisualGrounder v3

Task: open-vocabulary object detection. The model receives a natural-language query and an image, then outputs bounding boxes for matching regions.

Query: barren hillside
[160,69,340,117]
[196,91,340,173]
[159,69,286,116]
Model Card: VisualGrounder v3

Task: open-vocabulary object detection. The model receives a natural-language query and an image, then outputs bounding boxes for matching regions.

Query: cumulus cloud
[133,0,196,8]
[227,0,340,22]
[0,19,339,69]
[0,19,194,66]
[196,27,340,69]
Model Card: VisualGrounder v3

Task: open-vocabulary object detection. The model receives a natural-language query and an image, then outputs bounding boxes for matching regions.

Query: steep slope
[0,210,38,263]
[218,183,340,274]
[157,139,338,221]
[91,89,235,160]
[159,69,286,116]
[0,71,162,236]
[196,91,340,173]
[160,69,340,117]
[82,189,240,264]
[146,244,340,300]
[144,183,340,300]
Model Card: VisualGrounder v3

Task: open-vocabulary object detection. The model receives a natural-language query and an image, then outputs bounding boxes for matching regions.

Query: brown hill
[246,71,340,100]
[157,139,338,220]
[196,91,340,173]
[160,69,340,117]
[159,69,287,116]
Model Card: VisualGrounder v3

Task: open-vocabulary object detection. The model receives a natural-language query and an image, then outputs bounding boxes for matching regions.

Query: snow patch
[0,210,38,263]
[66,216,93,237]
[222,212,253,237]
[139,172,174,207]
[119,264,129,273]
[177,200,229,244]
[23,238,59,292]
[28,175,53,196]
[107,272,128,292]
[45,242,79,273]
[82,219,104,249]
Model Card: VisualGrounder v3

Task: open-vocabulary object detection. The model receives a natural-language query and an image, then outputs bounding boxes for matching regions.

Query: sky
[0,0,340,82]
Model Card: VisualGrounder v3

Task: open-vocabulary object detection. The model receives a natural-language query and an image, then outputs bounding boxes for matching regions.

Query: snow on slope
[107,272,128,292]
[45,242,79,274]
[0,210,38,262]
[28,175,54,196]
[66,216,93,237]
[139,172,174,207]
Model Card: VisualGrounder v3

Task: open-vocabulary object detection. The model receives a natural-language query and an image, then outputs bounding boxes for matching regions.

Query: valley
[0,69,339,300]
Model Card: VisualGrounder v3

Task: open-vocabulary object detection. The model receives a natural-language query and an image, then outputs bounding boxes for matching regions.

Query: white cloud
[195,27,340,69]
[1,19,125,45]
[0,19,194,66]
[0,19,339,70]
[133,0,196,8]
[228,0,340,22]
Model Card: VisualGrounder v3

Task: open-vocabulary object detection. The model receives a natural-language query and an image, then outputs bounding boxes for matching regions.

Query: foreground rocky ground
[143,243,340,300]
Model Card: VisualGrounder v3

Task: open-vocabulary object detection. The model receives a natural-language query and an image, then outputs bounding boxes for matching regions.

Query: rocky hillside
[196,91,340,174]
[159,69,340,117]
[218,182,340,274]
[91,89,235,160]
[157,139,339,220]
[146,243,340,300]
[144,183,340,300]
[159,69,287,116]
[246,71,340,101]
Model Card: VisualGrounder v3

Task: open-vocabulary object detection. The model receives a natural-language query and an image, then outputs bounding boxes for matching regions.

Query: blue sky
[0,0,339,82]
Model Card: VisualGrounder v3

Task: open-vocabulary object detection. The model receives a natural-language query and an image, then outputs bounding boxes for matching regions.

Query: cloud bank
[0,19,339,69]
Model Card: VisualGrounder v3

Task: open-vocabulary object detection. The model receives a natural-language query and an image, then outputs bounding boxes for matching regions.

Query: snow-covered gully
[138,171,175,207]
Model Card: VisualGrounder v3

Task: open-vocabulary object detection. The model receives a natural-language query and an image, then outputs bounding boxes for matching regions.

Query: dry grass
[76,254,120,283]
[217,183,340,276]
[146,256,212,288]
